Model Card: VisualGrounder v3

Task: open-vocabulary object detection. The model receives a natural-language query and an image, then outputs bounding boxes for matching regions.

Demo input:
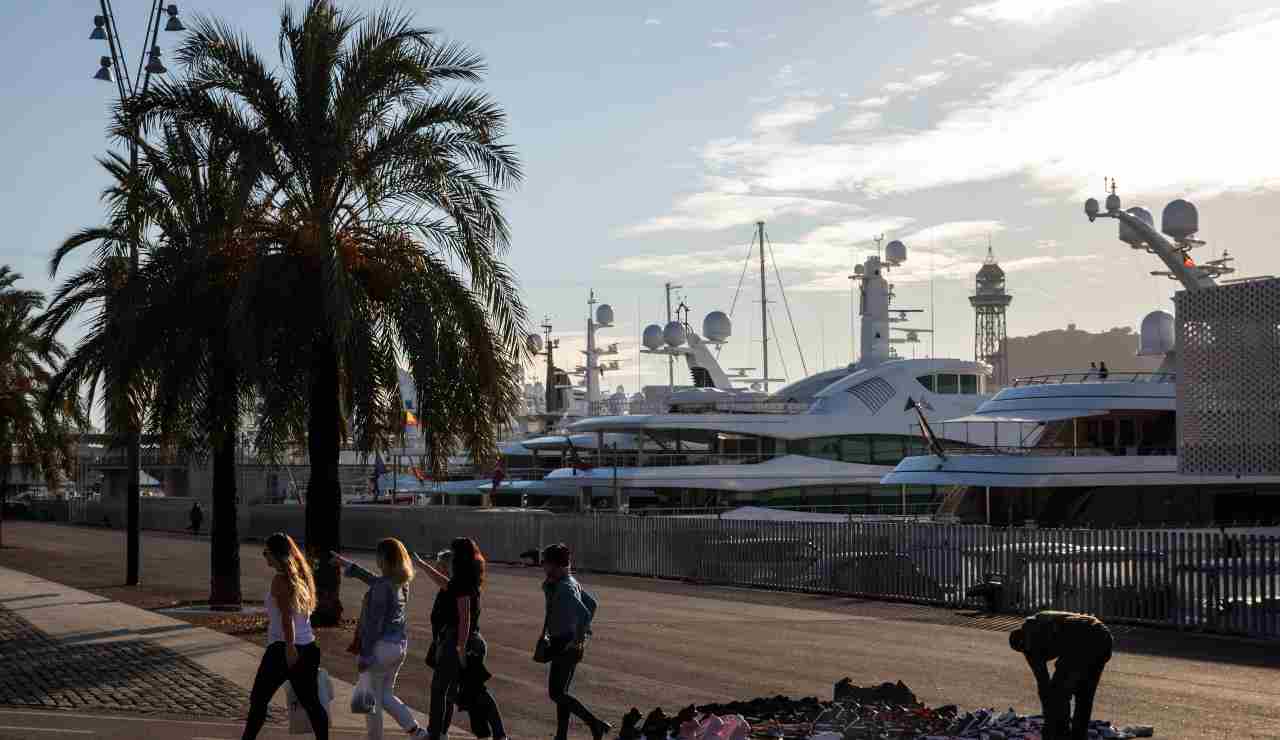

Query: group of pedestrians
[240,532,608,740]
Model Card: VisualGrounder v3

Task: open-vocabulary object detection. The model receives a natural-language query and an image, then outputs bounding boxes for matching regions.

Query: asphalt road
[3,521,1279,739]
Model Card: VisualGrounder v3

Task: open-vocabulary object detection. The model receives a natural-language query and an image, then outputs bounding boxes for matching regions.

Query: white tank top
[266,581,316,646]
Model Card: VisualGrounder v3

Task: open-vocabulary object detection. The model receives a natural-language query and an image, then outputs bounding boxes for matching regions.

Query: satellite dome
[1118,206,1154,248]
[702,311,731,342]
[1085,198,1100,219]
[642,324,664,351]
[854,264,865,276]
[595,303,614,326]
[526,333,544,355]
[663,321,686,347]
[885,240,907,265]
[1138,310,1175,356]
[1161,199,1198,240]
[1105,192,1122,213]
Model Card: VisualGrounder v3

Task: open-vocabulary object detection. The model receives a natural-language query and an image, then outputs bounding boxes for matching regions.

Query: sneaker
[408,728,429,739]
[592,720,614,740]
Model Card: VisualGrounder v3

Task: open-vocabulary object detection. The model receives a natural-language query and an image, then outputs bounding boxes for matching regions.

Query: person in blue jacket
[540,543,611,740]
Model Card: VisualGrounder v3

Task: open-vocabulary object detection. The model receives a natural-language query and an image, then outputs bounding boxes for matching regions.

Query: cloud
[932,52,980,67]
[690,15,1280,200]
[883,71,949,94]
[904,220,1005,246]
[857,96,892,108]
[770,64,800,87]
[753,100,834,132]
[619,187,860,235]
[644,17,661,25]
[709,40,733,49]
[869,0,941,16]
[842,112,883,132]
[954,0,1117,26]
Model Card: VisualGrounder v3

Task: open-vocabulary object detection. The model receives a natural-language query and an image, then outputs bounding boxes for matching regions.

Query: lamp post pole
[89,1,184,587]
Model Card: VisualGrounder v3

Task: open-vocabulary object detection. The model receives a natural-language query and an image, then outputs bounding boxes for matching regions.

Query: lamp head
[90,15,107,40]
[93,56,113,82]
[164,5,185,32]
[145,46,167,74]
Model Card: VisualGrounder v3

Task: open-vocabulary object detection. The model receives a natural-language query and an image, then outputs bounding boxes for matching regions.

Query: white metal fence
[21,499,1280,639]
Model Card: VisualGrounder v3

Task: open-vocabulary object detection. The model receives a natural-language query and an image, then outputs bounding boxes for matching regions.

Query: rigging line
[721,231,758,359]
[764,230,808,377]
[766,305,790,380]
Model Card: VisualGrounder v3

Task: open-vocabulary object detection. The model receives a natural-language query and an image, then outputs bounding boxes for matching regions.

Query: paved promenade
[2,521,1280,738]
[0,559,430,738]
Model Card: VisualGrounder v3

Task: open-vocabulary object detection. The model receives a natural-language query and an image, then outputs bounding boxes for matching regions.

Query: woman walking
[539,544,610,740]
[332,540,428,739]
[415,539,507,740]
[242,532,329,740]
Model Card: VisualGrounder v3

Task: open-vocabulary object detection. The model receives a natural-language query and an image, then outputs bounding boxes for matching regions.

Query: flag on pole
[404,409,419,427]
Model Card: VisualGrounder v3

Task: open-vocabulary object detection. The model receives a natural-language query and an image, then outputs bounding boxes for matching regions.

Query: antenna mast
[757,221,769,393]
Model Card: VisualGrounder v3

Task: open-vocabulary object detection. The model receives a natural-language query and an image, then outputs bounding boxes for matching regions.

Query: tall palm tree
[137,0,529,622]
[0,266,85,547]
[42,123,265,606]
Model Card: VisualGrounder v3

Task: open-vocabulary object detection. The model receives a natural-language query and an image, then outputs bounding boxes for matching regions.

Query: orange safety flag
[404,409,419,426]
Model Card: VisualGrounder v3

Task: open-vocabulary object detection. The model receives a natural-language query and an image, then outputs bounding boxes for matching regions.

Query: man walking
[540,544,611,740]
[1009,611,1113,740]
[187,501,203,535]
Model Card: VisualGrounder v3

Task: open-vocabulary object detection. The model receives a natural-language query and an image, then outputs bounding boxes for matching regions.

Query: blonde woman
[333,539,427,740]
[244,532,328,740]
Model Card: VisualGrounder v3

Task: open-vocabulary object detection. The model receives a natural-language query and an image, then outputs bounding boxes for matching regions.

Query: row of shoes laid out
[615,680,1153,740]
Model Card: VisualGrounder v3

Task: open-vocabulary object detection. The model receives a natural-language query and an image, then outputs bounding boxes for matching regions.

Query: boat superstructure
[884,186,1280,528]
[547,227,997,510]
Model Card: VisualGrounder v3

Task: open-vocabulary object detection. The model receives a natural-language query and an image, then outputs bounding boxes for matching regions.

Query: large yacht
[884,189,1280,529]
[544,237,998,510]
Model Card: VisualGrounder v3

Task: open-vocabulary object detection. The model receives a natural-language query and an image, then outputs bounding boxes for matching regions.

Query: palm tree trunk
[306,342,343,625]
[208,427,242,606]
[0,462,8,550]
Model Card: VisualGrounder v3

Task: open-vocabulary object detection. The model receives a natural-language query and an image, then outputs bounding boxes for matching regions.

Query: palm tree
[0,266,85,548]
[137,0,529,622]
[42,123,265,606]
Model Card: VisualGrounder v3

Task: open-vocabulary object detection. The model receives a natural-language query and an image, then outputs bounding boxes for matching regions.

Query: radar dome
[702,311,731,342]
[1161,199,1198,240]
[526,333,543,354]
[1118,206,1154,248]
[663,321,686,347]
[885,240,907,265]
[1085,198,1100,220]
[1105,192,1122,213]
[1138,310,1174,356]
[595,303,614,326]
[642,324,664,351]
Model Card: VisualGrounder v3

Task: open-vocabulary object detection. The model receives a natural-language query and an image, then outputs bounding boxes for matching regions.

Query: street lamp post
[88,1,184,587]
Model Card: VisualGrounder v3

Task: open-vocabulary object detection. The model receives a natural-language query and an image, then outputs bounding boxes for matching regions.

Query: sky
[4,0,1280,396]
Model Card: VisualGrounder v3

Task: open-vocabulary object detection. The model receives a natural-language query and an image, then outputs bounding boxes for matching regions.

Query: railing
[934,444,1179,457]
[37,498,1280,639]
[589,451,791,468]
[1012,371,1176,386]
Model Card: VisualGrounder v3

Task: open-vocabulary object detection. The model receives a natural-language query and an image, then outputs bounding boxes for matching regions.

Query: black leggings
[549,654,601,740]
[242,641,328,740]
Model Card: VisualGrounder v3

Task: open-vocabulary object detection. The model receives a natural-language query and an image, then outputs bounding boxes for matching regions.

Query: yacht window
[840,436,872,464]
[871,436,906,465]
[960,374,978,395]
[916,375,935,392]
[936,374,959,394]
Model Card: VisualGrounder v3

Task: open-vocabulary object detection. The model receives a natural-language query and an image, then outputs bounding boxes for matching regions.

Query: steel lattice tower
[970,246,1013,386]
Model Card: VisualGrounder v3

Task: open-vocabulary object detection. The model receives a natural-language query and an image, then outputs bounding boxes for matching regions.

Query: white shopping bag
[286,669,334,735]
[349,671,376,715]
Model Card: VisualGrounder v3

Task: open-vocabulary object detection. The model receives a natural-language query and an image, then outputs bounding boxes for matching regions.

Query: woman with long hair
[243,532,328,740]
[333,539,427,739]
[415,538,507,740]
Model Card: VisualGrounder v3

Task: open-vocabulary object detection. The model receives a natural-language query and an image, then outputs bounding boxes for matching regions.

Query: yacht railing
[935,444,1178,457]
[666,400,812,415]
[1012,370,1176,386]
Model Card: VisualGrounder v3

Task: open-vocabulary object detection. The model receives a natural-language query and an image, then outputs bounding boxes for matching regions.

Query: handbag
[286,668,333,735]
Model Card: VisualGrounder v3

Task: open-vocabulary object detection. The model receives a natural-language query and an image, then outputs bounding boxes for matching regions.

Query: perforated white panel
[1177,278,1280,474]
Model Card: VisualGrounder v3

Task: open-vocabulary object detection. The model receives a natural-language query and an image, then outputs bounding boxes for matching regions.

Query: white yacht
[884,189,1280,529]
[546,235,999,510]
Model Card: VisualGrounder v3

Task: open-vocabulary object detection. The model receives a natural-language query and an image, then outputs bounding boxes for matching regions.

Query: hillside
[1004,323,1162,381]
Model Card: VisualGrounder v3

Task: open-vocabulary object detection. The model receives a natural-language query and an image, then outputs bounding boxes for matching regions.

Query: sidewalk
[0,563,450,739]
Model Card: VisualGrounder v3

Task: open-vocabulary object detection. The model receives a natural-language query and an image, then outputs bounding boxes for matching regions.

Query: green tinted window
[960,374,978,394]
[937,374,959,394]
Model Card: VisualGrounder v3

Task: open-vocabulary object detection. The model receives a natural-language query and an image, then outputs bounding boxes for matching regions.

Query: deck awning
[942,409,1107,425]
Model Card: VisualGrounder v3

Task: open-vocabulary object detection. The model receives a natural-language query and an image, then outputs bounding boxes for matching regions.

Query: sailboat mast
[758,220,769,393]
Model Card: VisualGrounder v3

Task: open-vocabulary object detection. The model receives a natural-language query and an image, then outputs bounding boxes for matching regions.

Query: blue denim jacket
[346,562,408,668]
[542,574,595,642]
